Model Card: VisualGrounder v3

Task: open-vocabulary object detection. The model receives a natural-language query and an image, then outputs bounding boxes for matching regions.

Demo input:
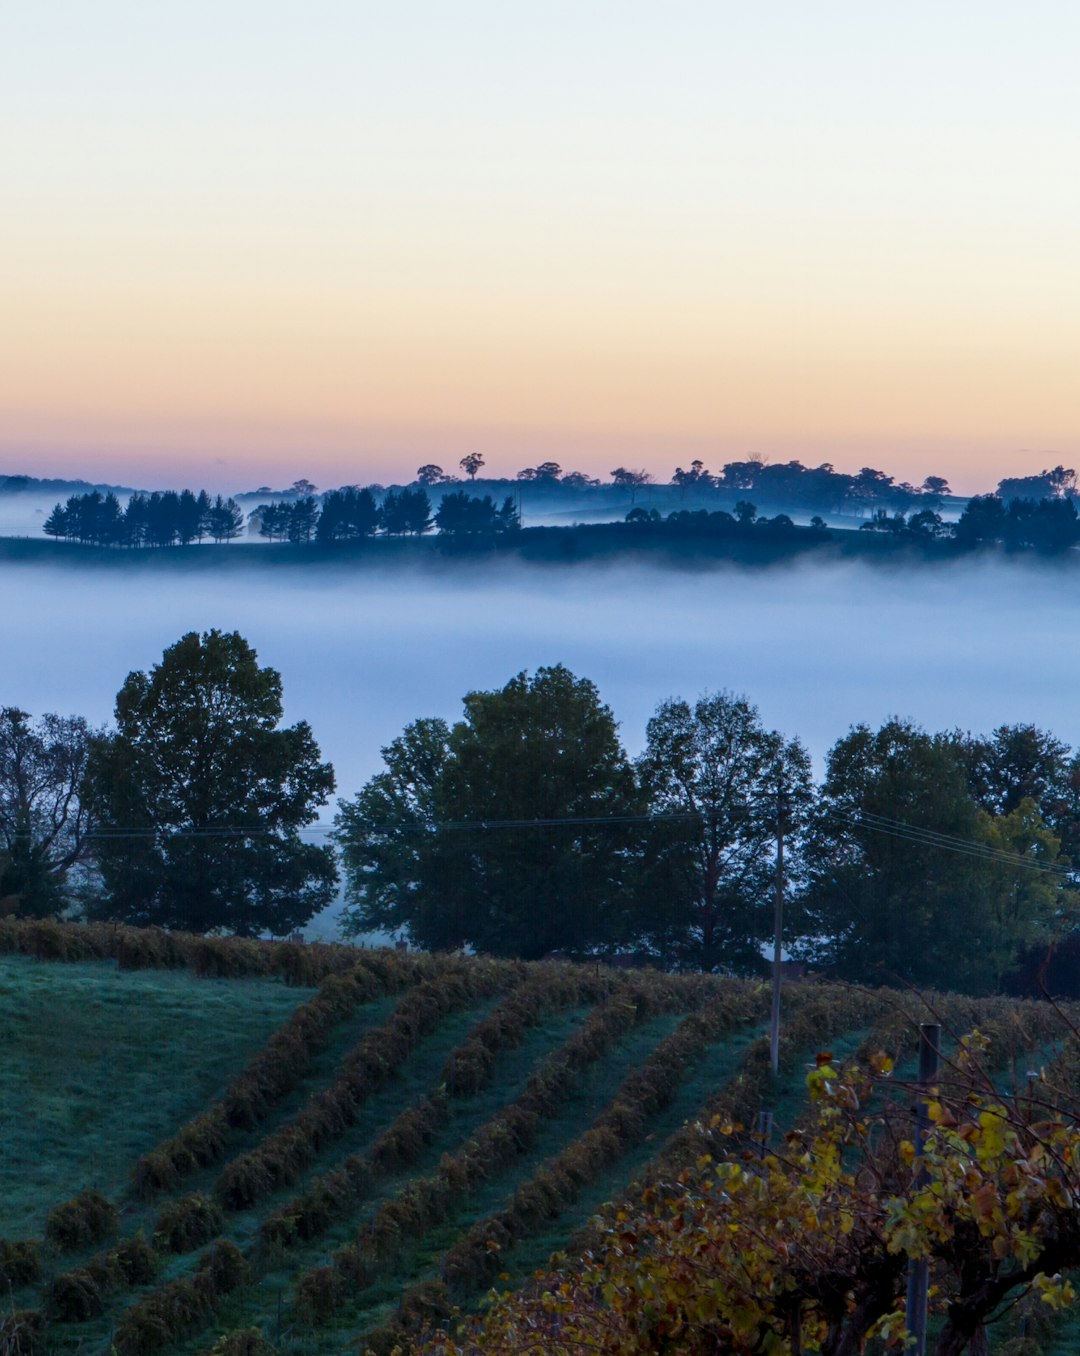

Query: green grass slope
[0,956,314,1233]
[0,924,1069,1356]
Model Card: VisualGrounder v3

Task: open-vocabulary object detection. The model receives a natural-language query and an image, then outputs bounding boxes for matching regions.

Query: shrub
[114,1233,160,1285]
[49,1267,105,1321]
[205,1330,275,1356]
[154,1195,224,1254]
[0,1309,44,1356]
[44,1189,117,1252]
[292,1265,348,1323]
[113,1240,248,1356]
[0,1240,39,1288]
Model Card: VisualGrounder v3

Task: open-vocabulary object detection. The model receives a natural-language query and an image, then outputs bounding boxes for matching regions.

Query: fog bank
[1,554,1070,930]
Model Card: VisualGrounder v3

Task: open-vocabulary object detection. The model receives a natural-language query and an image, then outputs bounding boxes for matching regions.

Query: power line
[70,806,1076,883]
[825,810,1072,879]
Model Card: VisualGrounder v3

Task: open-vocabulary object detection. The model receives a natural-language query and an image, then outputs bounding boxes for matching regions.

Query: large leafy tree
[0,708,95,916]
[798,719,1063,992]
[636,692,812,971]
[951,723,1071,818]
[84,631,337,935]
[334,666,642,957]
[333,717,455,944]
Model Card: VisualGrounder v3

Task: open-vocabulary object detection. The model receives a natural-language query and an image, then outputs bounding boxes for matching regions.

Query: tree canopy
[0,708,95,916]
[334,666,642,957]
[797,719,1067,992]
[636,693,812,971]
[83,630,337,935]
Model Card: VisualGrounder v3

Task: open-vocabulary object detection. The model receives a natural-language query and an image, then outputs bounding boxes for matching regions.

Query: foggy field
[2,551,1072,804]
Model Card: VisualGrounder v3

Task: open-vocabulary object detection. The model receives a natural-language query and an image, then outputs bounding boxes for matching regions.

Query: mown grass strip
[288,975,697,1329]
[132,954,441,1198]
[211,958,521,1212]
[359,986,764,1351]
[41,966,609,1350]
[255,965,618,1254]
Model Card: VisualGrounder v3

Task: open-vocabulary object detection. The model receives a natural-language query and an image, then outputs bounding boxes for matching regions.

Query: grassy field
[0,957,315,1233]
[0,924,1071,1356]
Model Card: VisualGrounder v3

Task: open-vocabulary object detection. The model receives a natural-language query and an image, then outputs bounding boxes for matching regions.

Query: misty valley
[3,551,1072,808]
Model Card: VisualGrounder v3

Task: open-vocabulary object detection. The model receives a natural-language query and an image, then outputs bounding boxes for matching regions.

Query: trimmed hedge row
[112,1240,248,1356]
[436,963,618,1097]
[292,974,696,1323]
[0,1239,40,1288]
[47,1235,157,1322]
[213,958,521,1212]
[46,1193,219,1329]
[0,918,366,985]
[440,985,764,1296]
[44,1190,117,1254]
[257,965,622,1253]
[653,982,891,1174]
[361,987,765,1352]
[132,954,439,1197]
[153,1194,225,1255]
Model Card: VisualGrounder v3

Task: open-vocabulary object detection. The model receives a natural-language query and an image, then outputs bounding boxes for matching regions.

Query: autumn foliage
[411,1027,1080,1356]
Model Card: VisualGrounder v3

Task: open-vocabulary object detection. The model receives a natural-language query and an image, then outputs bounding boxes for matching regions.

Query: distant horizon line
[2,454,1075,502]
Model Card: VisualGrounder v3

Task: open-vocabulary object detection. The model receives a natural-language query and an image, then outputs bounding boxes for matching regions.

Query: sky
[2,2,1078,494]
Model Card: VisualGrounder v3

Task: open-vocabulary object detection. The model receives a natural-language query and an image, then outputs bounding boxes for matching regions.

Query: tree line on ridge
[2,636,1078,997]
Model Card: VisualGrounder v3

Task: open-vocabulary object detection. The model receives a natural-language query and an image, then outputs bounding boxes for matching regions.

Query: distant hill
[0,473,138,495]
[0,919,1065,1355]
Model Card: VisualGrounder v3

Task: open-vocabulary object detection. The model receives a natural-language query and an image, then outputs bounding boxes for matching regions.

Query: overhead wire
[74,806,1077,880]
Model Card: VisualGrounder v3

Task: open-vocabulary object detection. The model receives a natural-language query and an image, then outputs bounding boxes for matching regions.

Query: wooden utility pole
[905,1023,942,1356]
[769,785,786,1077]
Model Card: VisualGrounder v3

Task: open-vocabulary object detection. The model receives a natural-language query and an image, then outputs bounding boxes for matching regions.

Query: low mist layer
[2,555,1070,801]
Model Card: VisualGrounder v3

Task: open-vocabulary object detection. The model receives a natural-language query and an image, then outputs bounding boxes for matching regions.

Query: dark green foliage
[0,1239,39,1287]
[154,1194,224,1253]
[44,1190,117,1252]
[41,487,242,548]
[335,665,643,957]
[204,495,245,542]
[952,722,1072,818]
[955,493,1080,552]
[0,708,94,917]
[113,1240,248,1356]
[434,491,519,538]
[83,630,338,935]
[132,955,426,1197]
[205,1329,276,1356]
[636,692,813,971]
[797,719,1065,992]
[314,487,380,541]
[380,487,432,535]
